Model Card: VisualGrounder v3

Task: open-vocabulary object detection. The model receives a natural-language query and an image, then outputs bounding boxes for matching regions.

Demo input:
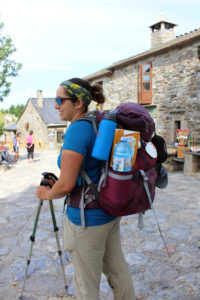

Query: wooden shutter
[138,63,152,104]
[25,122,29,131]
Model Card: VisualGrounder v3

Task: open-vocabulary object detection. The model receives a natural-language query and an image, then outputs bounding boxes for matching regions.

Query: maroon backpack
[68,103,159,228]
[116,102,155,141]
[68,103,170,255]
[81,103,156,217]
[99,151,157,216]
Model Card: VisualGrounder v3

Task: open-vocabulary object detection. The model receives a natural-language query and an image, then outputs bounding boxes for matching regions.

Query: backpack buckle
[132,171,140,180]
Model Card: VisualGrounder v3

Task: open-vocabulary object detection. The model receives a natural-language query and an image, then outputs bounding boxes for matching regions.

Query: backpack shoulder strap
[79,112,98,134]
[80,169,100,201]
[79,169,100,228]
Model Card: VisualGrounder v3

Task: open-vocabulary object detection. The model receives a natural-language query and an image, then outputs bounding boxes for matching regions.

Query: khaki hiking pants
[64,216,135,300]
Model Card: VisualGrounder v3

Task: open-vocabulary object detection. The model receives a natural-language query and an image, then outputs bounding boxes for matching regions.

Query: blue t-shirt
[58,120,116,226]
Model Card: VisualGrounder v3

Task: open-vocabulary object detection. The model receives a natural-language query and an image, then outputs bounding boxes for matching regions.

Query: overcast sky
[0,0,200,109]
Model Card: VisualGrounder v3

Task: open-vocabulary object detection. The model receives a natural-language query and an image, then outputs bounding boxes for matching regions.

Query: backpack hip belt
[66,185,101,209]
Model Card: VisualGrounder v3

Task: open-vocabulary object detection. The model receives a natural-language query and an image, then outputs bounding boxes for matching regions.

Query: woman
[26,130,34,162]
[36,78,135,300]
[13,132,21,162]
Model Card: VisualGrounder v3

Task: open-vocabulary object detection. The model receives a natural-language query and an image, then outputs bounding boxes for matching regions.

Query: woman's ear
[75,98,84,109]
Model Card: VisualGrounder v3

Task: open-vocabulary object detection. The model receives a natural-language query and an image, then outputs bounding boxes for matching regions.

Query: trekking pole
[19,199,43,300]
[19,172,68,300]
[48,199,68,291]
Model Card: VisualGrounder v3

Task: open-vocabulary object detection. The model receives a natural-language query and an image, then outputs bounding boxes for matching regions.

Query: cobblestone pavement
[0,150,200,300]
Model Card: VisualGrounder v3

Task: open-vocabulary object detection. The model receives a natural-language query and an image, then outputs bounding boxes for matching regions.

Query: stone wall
[151,27,175,48]
[89,40,200,146]
[17,101,65,149]
[153,41,200,145]
[89,65,138,111]
[17,101,48,149]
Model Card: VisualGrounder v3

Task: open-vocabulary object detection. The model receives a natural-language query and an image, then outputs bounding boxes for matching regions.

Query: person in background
[13,132,21,162]
[26,130,34,163]
[36,78,135,300]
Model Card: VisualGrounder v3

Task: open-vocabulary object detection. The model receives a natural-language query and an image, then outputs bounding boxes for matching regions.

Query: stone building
[17,91,66,149]
[85,16,200,146]
[1,114,17,147]
[1,122,17,148]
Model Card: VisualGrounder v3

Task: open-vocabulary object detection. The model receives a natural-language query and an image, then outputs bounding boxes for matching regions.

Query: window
[97,81,103,86]
[57,131,64,143]
[174,120,181,142]
[138,63,152,104]
[198,46,200,61]
[25,122,29,131]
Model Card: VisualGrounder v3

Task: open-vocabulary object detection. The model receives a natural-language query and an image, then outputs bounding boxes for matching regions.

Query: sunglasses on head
[55,97,75,107]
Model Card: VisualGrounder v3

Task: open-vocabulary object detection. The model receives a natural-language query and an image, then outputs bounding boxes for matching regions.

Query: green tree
[0,104,24,118]
[15,104,24,117]
[9,104,24,118]
[9,104,15,115]
[0,111,5,135]
[0,21,22,101]
[0,120,5,135]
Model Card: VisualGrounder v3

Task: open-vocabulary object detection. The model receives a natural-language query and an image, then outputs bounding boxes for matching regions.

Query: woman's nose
[55,102,59,109]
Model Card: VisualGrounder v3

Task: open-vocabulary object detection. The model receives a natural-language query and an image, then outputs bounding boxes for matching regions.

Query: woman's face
[55,86,77,122]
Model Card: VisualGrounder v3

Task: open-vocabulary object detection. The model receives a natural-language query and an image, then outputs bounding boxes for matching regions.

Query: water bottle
[92,111,117,160]
[113,137,133,172]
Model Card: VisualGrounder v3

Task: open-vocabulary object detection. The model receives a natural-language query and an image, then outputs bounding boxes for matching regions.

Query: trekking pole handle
[40,172,58,188]
[42,172,58,182]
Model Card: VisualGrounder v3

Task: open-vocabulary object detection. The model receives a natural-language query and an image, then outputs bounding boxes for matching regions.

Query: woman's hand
[35,150,84,201]
[36,186,51,200]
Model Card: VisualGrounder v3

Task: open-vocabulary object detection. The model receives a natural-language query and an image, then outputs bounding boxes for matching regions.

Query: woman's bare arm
[36,149,84,200]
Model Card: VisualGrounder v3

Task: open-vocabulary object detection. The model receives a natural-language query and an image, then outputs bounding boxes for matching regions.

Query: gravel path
[0,150,200,300]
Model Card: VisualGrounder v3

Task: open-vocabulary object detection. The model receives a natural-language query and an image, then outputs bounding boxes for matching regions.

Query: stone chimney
[149,15,177,49]
[37,90,43,107]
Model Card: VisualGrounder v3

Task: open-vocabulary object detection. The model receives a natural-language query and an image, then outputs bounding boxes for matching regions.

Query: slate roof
[30,98,66,125]
[85,27,200,81]
[3,122,17,131]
